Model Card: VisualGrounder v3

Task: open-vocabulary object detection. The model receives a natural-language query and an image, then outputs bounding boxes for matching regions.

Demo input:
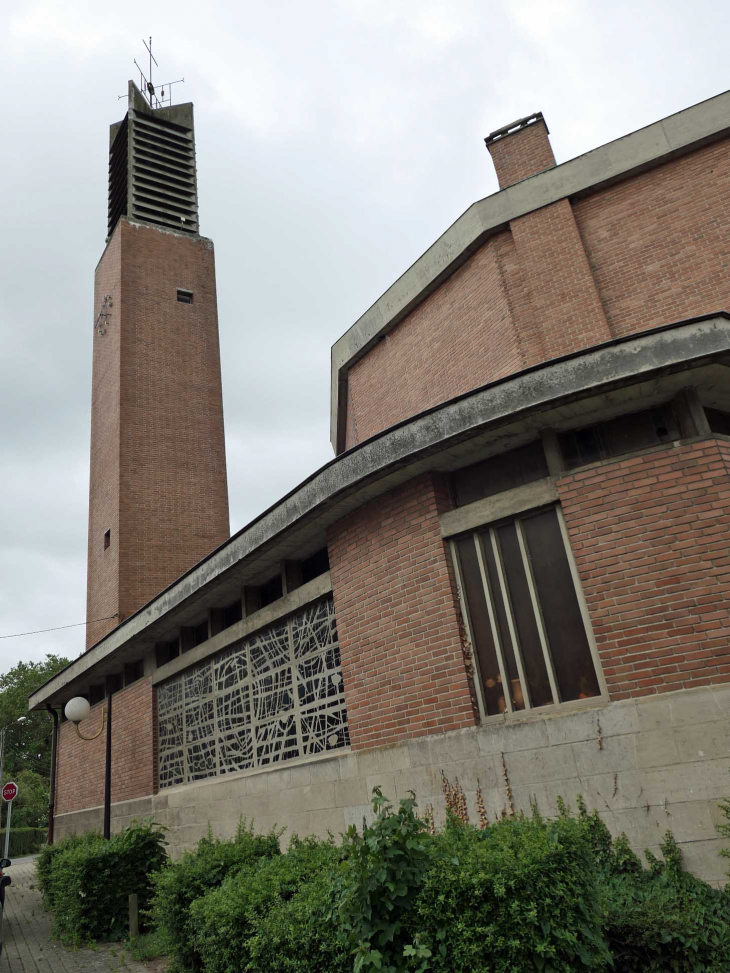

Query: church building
[30,83,730,884]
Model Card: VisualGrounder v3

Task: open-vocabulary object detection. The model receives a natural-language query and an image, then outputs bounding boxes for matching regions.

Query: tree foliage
[0,654,70,778]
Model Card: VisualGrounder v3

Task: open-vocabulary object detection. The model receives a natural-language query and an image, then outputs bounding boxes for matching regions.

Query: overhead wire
[0,615,120,640]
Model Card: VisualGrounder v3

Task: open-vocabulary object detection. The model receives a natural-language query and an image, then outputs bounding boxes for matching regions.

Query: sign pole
[3,802,11,861]
[2,783,18,860]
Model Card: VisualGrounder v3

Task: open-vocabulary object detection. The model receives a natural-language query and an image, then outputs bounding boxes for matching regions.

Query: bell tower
[86,80,229,648]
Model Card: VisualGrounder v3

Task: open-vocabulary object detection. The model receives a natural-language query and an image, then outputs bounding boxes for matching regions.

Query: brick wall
[342,131,730,450]
[345,233,522,449]
[558,439,730,700]
[327,473,477,748]
[573,137,730,337]
[87,229,122,647]
[55,677,155,815]
[87,219,230,647]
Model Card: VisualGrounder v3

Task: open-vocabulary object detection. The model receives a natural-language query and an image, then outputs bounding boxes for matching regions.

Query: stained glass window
[157,596,349,788]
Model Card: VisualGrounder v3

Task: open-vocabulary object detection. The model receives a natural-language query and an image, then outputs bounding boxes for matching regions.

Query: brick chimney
[485,112,555,189]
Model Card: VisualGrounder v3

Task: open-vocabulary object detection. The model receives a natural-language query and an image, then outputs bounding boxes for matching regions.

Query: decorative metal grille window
[157,596,349,788]
[452,505,601,717]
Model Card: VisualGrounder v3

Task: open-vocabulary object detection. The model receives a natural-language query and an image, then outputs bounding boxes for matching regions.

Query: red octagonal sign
[2,782,17,802]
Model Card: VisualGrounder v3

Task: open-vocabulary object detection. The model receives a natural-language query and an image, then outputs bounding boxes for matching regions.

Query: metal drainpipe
[45,705,59,846]
[103,692,112,840]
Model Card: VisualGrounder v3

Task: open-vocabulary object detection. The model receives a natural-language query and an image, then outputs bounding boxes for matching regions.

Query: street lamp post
[64,695,113,840]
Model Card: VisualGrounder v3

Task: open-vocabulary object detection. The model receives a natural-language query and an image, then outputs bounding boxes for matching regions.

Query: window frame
[450,502,607,722]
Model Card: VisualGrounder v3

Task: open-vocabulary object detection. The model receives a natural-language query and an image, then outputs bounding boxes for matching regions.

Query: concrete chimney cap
[484,112,548,146]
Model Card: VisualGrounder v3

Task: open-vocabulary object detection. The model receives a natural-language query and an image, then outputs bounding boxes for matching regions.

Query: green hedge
[40,794,730,971]
[0,827,47,858]
[148,819,281,972]
[36,822,167,945]
[189,837,347,973]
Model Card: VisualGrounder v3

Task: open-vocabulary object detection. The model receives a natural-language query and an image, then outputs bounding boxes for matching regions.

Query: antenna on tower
[122,36,185,108]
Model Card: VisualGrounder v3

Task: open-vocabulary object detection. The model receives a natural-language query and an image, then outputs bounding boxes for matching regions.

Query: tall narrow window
[453,506,600,717]
[103,529,111,550]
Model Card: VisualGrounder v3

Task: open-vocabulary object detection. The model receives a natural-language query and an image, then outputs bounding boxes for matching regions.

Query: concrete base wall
[54,686,730,885]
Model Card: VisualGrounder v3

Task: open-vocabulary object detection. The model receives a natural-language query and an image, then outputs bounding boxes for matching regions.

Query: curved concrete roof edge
[29,313,730,710]
[329,88,730,450]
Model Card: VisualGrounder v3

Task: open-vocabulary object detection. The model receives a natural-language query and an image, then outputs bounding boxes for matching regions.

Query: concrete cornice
[330,88,730,452]
[29,314,730,710]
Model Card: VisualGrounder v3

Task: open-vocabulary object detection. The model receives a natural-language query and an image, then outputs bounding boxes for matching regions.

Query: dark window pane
[453,442,549,507]
[301,548,330,584]
[455,536,504,716]
[156,639,179,668]
[124,659,144,687]
[223,600,243,629]
[522,508,599,702]
[706,407,730,436]
[259,574,283,608]
[560,406,680,470]
[106,673,123,694]
[479,532,525,711]
[89,683,105,706]
[496,523,553,708]
[193,620,209,647]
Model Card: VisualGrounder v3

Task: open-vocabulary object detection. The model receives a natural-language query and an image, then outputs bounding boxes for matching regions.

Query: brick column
[327,474,477,749]
[486,113,612,363]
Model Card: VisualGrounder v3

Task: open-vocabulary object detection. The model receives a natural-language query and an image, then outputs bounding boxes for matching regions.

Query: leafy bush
[136,787,730,973]
[414,811,611,972]
[334,788,432,973]
[149,819,281,972]
[603,832,730,972]
[36,830,98,909]
[0,826,47,858]
[189,836,346,973]
[43,821,167,944]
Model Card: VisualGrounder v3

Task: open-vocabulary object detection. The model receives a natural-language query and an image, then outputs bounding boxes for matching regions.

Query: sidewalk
[1,858,148,972]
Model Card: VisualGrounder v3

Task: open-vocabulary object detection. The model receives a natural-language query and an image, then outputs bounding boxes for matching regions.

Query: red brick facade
[55,677,155,815]
[327,474,477,748]
[343,129,730,450]
[558,439,730,699]
[87,220,230,647]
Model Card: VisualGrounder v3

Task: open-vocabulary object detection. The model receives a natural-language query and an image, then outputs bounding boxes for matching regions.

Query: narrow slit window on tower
[104,529,111,550]
[177,289,194,304]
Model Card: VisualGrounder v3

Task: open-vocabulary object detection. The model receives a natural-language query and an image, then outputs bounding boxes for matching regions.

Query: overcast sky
[1,0,729,672]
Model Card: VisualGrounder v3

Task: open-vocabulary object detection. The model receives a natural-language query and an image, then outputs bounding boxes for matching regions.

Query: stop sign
[2,782,17,802]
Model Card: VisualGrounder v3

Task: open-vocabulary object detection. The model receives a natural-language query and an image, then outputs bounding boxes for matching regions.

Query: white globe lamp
[65,697,91,726]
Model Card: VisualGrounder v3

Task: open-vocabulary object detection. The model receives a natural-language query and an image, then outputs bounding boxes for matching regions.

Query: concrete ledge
[330,88,730,449]
[29,315,730,709]
[440,478,558,537]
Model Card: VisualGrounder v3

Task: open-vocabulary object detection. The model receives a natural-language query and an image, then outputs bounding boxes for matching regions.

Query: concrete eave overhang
[330,88,730,452]
[29,313,730,711]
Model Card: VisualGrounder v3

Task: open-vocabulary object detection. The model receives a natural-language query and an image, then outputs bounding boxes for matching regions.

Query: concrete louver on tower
[86,81,230,650]
[108,81,199,238]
